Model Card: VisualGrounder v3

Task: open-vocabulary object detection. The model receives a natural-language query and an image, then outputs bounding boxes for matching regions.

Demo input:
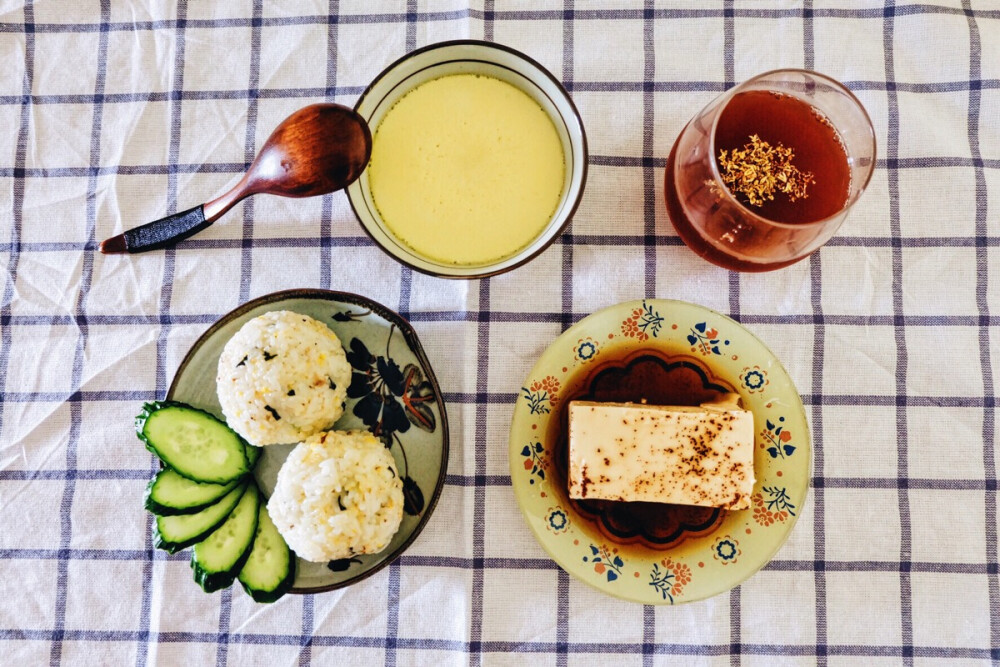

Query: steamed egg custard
[368,74,566,266]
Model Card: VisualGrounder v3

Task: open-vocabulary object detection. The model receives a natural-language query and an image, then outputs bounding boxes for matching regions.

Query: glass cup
[664,69,876,272]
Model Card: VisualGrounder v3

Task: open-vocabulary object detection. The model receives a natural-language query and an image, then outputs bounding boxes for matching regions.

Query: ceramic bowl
[347,40,588,279]
[168,289,449,593]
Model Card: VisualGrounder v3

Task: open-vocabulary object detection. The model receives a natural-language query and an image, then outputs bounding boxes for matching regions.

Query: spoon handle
[98,205,212,254]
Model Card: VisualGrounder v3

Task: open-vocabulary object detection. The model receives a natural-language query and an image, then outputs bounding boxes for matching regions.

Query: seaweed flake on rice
[268,430,404,562]
[216,310,351,447]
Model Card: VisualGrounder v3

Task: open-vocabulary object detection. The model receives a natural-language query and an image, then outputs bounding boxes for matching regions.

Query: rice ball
[216,310,351,447]
[268,430,404,562]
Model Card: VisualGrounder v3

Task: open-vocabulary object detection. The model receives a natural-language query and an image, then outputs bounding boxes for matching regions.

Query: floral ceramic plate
[509,299,809,604]
[169,289,448,593]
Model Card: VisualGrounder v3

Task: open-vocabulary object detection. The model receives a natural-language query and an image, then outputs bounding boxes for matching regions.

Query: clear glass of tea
[664,69,876,272]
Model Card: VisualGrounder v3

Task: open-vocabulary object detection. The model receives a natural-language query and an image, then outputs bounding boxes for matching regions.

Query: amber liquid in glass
[666,90,852,271]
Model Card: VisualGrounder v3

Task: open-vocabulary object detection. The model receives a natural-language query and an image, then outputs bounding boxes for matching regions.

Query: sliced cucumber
[192,483,261,593]
[245,443,262,469]
[136,401,250,484]
[145,468,242,516]
[154,481,247,553]
[238,501,296,603]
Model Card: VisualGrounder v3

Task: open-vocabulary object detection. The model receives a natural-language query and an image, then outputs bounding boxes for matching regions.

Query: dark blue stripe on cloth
[0,470,994,491]
[4,231,1000,257]
[483,0,494,41]
[641,4,657,664]
[3,155,1000,180]
[641,0,656,302]
[217,6,264,663]
[882,3,915,663]
[556,6,575,666]
[3,77,1000,109]
[215,588,234,667]
[0,390,994,409]
[559,1,575,340]
[383,9,418,667]
[961,0,1000,658]
[299,3,340,665]
[317,0,340,294]
[0,4,998,35]
[802,2,831,663]
[0,627,995,659]
[299,586,314,667]
[2,312,1000,328]
[49,2,109,664]
[0,547,996,577]
[0,11,476,35]
[33,74,1000,108]
[0,469,151,481]
[720,7,742,664]
[468,278,491,667]
[136,3,192,664]
[0,0,34,474]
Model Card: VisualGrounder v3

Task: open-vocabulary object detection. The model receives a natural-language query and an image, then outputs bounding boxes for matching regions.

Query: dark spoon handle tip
[98,234,127,254]
[98,205,211,254]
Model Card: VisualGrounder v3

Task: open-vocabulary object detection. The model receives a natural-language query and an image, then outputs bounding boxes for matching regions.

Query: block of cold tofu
[567,395,755,509]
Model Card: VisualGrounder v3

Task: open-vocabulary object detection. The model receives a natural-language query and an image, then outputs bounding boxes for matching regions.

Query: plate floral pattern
[509,299,809,605]
[168,289,448,593]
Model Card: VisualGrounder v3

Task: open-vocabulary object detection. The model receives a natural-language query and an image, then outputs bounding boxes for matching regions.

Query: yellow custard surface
[367,74,566,266]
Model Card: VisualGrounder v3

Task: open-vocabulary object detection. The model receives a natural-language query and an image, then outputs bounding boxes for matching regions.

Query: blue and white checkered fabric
[1,1,998,664]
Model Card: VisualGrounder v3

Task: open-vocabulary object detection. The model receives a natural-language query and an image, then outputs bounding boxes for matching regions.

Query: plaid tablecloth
[2,1,998,664]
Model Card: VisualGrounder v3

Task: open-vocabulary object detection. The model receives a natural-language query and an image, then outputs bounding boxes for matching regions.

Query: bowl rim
[348,39,589,279]
[166,288,450,594]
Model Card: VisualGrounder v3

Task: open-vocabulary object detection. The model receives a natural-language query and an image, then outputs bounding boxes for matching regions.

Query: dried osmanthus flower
[717,134,815,207]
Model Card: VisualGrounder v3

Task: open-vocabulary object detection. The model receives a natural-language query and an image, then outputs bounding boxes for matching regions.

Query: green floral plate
[509,299,809,604]
[169,289,448,593]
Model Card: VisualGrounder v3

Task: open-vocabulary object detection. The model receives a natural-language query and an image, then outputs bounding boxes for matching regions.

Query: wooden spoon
[99,103,372,254]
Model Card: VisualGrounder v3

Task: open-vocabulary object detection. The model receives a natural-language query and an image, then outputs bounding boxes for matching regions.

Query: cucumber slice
[192,483,261,593]
[238,501,296,603]
[144,468,242,516]
[245,443,262,469]
[154,482,247,554]
[136,401,250,484]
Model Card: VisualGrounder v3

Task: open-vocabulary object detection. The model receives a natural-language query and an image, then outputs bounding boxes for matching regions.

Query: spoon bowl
[99,103,372,254]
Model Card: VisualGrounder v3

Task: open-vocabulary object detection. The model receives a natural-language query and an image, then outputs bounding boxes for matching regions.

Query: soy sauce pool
[547,345,738,551]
